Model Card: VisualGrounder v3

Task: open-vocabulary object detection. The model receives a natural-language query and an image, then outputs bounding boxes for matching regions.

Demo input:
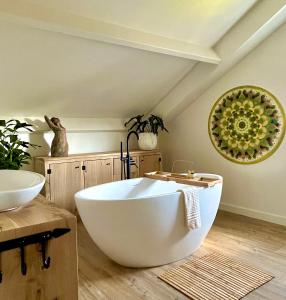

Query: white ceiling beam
[0,0,220,64]
[152,0,286,120]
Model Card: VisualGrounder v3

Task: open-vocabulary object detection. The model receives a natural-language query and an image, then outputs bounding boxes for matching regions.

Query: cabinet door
[139,154,162,177]
[113,157,139,181]
[49,161,83,213]
[84,159,113,187]
[102,159,113,183]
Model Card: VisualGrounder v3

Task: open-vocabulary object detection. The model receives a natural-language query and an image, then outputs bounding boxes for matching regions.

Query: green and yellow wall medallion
[208,86,285,164]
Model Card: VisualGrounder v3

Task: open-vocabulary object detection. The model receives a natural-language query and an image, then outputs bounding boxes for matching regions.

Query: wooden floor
[78,211,286,300]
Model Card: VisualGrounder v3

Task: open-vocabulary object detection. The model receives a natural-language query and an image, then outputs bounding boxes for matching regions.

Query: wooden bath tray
[144,171,222,187]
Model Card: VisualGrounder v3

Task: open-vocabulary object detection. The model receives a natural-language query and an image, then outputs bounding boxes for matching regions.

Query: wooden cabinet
[139,154,162,177]
[84,159,113,187]
[49,161,84,213]
[34,150,161,213]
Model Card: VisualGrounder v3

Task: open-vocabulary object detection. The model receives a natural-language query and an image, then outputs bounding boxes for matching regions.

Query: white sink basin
[0,170,45,212]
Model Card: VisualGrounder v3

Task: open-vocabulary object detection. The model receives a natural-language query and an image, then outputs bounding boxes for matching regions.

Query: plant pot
[138,133,158,150]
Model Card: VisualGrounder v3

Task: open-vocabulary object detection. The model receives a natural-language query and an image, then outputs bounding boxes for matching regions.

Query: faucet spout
[126,131,139,155]
[121,131,139,180]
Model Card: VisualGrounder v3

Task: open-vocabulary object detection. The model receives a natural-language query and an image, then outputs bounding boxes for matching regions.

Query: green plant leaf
[215,113,222,119]
[220,141,227,148]
[266,124,277,132]
[260,139,270,147]
[239,94,245,101]
[124,114,168,134]
[225,99,232,107]
[265,109,275,116]
[0,119,40,169]
[9,135,18,143]
[247,148,255,157]
[212,127,220,134]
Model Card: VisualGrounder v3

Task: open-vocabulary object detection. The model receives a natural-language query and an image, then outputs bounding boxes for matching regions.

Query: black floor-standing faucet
[120,131,139,179]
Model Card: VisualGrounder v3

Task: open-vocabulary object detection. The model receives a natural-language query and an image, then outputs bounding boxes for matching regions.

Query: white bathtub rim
[75,173,223,202]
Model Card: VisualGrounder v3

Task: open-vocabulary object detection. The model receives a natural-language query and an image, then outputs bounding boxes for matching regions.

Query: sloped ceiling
[0,19,193,117]
[0,0,257,118]
[27,0,257,46]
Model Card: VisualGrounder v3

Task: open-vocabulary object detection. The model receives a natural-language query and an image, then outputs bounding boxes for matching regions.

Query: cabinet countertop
[0,195,78,299]
[35,149,161,162]
[0,195,76,241]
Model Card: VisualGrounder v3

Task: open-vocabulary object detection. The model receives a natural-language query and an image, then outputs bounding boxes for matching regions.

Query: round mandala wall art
[208,86,285,164]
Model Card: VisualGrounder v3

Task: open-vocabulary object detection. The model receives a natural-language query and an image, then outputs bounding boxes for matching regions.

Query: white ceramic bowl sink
[0,170,45,212]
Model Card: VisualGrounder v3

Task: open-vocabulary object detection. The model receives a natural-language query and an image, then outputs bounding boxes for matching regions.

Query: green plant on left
[0,119,40,170]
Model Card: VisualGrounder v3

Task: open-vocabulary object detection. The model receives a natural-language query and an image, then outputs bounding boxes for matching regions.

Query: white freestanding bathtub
[75,173,222,267]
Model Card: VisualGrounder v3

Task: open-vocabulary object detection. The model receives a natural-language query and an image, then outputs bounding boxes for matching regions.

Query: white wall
[20,130,135,171]
[2,117,137,171]
[1,17,187,170]
[161,21,286,226]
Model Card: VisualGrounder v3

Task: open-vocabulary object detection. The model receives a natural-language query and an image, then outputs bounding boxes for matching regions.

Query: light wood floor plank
[78,211,286,299]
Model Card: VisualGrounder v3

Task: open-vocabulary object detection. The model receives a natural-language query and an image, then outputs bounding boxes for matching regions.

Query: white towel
[177,188,201,230]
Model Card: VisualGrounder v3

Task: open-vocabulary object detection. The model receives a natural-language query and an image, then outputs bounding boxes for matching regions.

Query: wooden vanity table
[0,195,78,300]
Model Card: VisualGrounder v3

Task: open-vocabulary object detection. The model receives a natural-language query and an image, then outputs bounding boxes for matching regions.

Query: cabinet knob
[106,163,111,165]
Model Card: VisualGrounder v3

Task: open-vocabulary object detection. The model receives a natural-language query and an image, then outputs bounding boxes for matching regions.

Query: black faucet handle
[129,157,138,168]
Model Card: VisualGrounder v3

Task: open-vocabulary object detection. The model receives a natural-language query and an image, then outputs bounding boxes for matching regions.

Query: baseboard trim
[219,202,286,226]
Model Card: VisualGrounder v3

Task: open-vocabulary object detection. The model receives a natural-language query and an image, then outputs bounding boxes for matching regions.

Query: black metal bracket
[0,228,70,282]
[19,243,27,276]
[39,233,52,270]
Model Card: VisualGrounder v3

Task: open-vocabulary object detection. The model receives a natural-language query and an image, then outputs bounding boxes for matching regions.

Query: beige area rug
[158,252,274,300]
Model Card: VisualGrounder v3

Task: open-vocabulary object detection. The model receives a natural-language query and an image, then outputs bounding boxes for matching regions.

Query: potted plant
[0,119,40,170]
[124,114,168,150]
